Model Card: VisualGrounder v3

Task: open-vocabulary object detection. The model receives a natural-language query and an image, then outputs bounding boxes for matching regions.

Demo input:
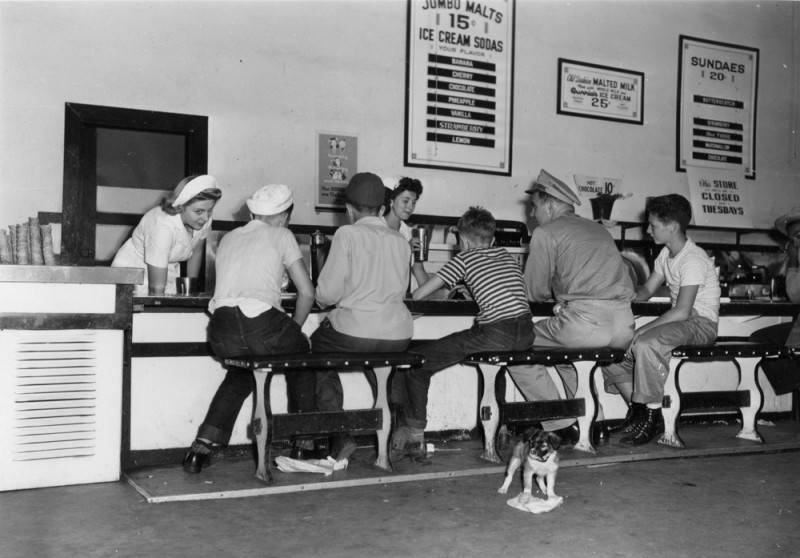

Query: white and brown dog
[498,427,561,501]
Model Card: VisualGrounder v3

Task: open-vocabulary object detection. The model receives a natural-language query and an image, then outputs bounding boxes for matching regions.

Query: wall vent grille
[13,333,98,461]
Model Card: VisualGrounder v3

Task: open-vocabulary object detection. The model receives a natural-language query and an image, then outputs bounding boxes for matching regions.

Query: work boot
[390,426,429,464]
[620,407,664,445]
[182,439,215,474]
[330,434,358,461]
[609,402,645,434]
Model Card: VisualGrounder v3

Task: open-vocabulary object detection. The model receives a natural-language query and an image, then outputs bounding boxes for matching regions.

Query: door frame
[61,102,208,265]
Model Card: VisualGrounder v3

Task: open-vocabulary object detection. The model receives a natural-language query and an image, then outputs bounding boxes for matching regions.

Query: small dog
[498,427,561,502]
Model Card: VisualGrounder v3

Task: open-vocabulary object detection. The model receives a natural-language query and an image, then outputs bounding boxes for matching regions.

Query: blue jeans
[197,306,310,444]
[749,320,800,394]
[395,314,535,429]
[291,318,411,413]
[603,314,717,405]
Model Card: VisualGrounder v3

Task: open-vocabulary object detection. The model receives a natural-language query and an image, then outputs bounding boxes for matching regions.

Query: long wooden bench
[661,340,785,448]
[463,347,626,462]
[224,352,424,483]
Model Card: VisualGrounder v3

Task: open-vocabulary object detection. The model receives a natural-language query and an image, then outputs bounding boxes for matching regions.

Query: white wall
[1,1,798,234]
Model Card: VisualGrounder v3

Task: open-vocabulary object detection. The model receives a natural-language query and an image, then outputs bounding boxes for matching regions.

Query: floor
[1,423,799,558]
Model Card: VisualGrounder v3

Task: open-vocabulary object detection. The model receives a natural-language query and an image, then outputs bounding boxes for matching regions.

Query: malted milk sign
[405,0,515,175]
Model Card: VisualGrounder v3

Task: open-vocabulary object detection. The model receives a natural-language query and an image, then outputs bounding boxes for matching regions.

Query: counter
[126,293,798,466]
[0,265,142,490]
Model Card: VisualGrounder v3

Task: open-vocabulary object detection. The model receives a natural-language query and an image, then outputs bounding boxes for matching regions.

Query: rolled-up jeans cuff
[404,417,427,430]
[197,424,230,445]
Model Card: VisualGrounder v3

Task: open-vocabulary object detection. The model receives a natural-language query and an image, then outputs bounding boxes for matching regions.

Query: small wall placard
[557,59,644,125]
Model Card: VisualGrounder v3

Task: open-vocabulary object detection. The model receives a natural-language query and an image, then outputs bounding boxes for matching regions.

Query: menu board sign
[404,0,515,175]
[317,133,358,209]
[677,36,759,178]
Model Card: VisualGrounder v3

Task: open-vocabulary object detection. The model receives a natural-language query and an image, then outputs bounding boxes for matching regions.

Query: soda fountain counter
[125,293,799,468]
[0,264,142,490]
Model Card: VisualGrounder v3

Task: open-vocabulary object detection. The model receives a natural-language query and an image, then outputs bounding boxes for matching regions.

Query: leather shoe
[290,438,328,460]
[182,439,213,474]
[551,423,580,446]
[590,422,610,446]
[620,407,664,445]
[390,441,432,465]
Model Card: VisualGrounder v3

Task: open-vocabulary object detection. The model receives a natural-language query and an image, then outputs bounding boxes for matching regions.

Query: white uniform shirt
[111,206,211,295]
[209,221,303,317]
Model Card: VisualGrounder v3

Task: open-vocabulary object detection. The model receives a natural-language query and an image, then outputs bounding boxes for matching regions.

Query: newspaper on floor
[506,493,563,514]
[274,455,349,476]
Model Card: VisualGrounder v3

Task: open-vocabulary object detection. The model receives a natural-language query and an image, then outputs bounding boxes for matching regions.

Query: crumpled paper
[274,455,349,476]
[506,493,563,514]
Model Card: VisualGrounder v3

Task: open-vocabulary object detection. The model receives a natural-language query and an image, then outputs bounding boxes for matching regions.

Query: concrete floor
[1,449,799,558]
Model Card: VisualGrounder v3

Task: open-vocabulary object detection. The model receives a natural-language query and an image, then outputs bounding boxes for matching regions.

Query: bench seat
[464,347,625,461]
[662,340,785,448]
[225,351,424,482]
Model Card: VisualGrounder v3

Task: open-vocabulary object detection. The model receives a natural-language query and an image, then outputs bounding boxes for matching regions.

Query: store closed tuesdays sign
[686,166,751,228]
[405,0,515,175]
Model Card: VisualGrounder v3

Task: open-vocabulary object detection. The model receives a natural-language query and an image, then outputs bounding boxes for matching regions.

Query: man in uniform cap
[748,205,800,394]
[507,169,636,445]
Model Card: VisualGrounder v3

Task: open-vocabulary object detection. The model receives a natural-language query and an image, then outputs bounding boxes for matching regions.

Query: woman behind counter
[111,175,222,295]
[382,176,429,287]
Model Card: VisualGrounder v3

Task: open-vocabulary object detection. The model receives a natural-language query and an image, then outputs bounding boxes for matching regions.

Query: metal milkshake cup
[412,227,428,262]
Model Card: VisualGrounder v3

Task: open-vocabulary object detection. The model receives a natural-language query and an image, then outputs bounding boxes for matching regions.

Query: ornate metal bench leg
[252,368,274,483]
[373,365,392,470]
[658,359,685,448]
[736,356,764,443]
[572,361,597,454]
[478,363,502,463]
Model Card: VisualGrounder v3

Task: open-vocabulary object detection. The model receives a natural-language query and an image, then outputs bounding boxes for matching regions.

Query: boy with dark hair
[292,172,413,461]
[391,206,535,462]
[603,193,720,445]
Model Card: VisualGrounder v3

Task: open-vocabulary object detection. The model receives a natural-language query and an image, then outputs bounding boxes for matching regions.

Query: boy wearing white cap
[291,172,413,461]
[182,184,315,474]
[507,169,636,445]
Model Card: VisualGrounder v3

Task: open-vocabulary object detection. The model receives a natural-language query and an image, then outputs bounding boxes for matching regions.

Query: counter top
[133,294,800,317]
[0,264,143,285]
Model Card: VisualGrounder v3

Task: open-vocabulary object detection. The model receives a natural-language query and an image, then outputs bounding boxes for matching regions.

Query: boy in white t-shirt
[604,194,720,445]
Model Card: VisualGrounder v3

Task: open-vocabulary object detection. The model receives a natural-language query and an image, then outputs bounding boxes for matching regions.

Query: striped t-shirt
[437,247,531,324]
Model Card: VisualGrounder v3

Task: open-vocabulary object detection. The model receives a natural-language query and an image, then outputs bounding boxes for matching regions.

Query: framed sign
[677,35,759,178]
[404,0,515,175]
[686,166,752,228]
[557,59,644,125]
[317,132,358,210]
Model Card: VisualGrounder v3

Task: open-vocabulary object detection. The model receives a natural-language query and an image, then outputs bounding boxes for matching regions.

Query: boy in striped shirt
[391,206,534,462]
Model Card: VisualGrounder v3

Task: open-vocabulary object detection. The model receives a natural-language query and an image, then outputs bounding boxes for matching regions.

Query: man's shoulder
[541,214,613,242]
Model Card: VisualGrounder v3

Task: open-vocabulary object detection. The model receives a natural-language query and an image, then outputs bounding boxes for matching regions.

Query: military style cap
[775,205,800,236]
[525,169,581,206]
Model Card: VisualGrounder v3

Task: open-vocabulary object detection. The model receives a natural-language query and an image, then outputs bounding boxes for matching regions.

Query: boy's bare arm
[287,258,315,327]
[635,271,664,301]
[412,275,446,300]
[636,284,699,337]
